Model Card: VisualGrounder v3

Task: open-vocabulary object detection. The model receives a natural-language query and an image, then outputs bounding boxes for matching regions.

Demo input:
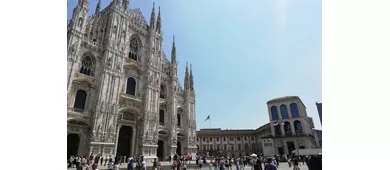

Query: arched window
[252,143,255,150]
[74,90,87,112]
[160,85,165,99]
[129,36,140,61]
[159,110,164,124]
[126,77,136,95]
[271,106,279,120]
[284,121,292,135]
[79,55,95,76]
[274,124,282,136]
[177,113,181,127]
[280,104,289,119]
[245,143,249,150]
[290,103,300,118]
[294,120,303,135]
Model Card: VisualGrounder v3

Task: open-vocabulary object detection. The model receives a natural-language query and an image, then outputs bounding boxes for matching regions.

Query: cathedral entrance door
[176,142,182,155]
[117,126,133,157]
[157,140,164,161]
[67,134,80,159]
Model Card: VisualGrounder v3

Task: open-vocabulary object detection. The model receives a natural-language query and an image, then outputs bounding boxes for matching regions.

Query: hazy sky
[68,0,322,130]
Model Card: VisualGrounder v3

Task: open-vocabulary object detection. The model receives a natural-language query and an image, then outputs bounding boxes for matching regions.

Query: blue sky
[68,0,322,130]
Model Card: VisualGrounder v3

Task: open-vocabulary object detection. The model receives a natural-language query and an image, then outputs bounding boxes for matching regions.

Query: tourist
[108,160,114,170]
[153,158,158,170]
[198,157,203,169]
[100,156,104,165]
[292,158,301,170]
[264,158,277,170]
[128,159,134,170]
[254,157,262,170]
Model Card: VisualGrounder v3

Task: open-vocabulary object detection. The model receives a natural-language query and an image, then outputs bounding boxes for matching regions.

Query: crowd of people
[67,153,322,170]
[67,153,151,170]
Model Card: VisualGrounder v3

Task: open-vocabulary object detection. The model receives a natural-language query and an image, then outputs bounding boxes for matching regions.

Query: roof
[197,123,271,137]
[266,96,306,108]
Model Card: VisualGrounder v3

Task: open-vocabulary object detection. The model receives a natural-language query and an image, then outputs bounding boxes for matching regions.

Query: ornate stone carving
[68,126,81,133]
[123,112,136,121]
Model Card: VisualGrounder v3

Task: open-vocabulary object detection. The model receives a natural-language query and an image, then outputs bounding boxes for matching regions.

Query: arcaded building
[196,124,271,158]
[67,0,197,163]
[265,96,317,156]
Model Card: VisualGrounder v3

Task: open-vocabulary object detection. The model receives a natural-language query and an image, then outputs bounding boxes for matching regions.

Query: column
[280,124,286,136]
[131,126,136,156]
[290,121,296,135]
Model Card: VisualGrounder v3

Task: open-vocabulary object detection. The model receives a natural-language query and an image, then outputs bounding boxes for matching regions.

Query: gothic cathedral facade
[67,0,197,163]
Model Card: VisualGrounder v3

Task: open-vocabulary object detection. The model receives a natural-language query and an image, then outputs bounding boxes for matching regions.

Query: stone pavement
[67,162,309,170]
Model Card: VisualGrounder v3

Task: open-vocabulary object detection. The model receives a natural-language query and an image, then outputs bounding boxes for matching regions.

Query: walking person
[293,158,301,170]
[264,158,277,170]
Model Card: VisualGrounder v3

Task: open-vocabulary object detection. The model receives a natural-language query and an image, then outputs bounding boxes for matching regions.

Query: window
[294,120,303,134]
[203,145,206,151]
[197,138,199,142]
[245,144,249,150]
[271,106,279,120]
[224,144,227,151]
[159,110,164,124]
[223,137,226,141]
[251,136,254,141]
[79,55,95,76]
[177,113,181,127]
[290,103,300,118]
[74,90,87,111]
[160,85,165,99]
[238,144,241,151]
[129,37,139,61]
[230,137,233,141]
[237,137,241,141]
[244,137,247,141]
[177,108,183,127]
[217,144,220,150]
[210,145,213,150]
[284,122,292,135]
[210,137,212,142]
[126,77,136,95]
[216,137,219,141]
[280,104,289,119]
[203,138,205,142]
[252,143,255,150]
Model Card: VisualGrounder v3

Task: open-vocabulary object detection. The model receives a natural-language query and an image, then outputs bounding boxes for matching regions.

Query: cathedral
[67,0,197,163]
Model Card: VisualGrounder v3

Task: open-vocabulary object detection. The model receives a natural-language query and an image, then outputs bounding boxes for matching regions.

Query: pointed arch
[128,34,142,61]
[160,84,166,99]
[159,110,165,124]
[126,77,136,95]
[74,90,87,111]
[79,54,96,76]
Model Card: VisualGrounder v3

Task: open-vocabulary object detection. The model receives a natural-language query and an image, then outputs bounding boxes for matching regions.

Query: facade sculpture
[67,0,197,164]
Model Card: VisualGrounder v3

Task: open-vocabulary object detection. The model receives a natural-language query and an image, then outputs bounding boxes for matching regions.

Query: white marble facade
[67,0,197,164]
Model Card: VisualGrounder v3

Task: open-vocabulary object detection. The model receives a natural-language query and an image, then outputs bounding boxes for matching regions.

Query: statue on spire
[149,2,156,31]
[171,35,176,63]
[156,6,162,33]
[190,64,194,91]
[95,0,101,16]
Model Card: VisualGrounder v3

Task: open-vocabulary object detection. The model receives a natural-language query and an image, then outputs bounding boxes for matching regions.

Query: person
[308,155,322,170]
[153,158,158,170]
[287,157,292,167]
[183,160,187,170]
[264,158,277,170]
[108,160,114,170]
[198,158,203,169]
[128,159,134,170]
[293,158,301,170]
[254,157,262,170]
[114,161,120,170]
[173,160,179,170]
[142,157,147,170]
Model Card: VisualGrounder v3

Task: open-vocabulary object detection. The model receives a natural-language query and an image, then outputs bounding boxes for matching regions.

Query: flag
[205,115,210,121]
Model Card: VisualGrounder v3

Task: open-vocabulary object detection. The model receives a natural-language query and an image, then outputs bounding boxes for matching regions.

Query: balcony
[119,93,142,108]
[123,57,141,71]
[67,107,90,119]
